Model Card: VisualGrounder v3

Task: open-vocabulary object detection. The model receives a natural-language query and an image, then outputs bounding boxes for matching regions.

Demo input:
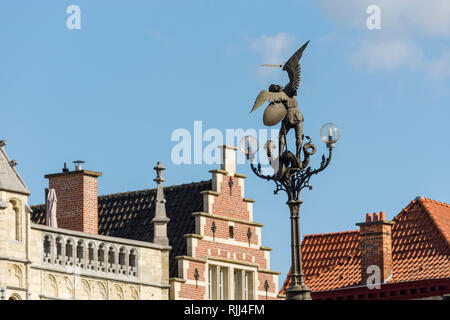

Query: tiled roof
[31,180,212,277]
[391,197,450,283]
[280,197,450,294]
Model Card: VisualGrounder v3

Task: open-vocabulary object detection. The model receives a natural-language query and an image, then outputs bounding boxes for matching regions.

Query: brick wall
[178,261,206,300]
[203,218,259,246]
[211,176,250,221]
[257,272,278,300]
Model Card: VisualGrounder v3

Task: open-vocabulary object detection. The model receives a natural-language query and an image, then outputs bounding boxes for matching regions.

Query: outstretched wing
[250,90,288,113]
[283,40,309,97]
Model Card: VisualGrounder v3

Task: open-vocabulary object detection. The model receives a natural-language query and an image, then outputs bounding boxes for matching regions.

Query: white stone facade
[0,189,170,300]
[0,145,170,300]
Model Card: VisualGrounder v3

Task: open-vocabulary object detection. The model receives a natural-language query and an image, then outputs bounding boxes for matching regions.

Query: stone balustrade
[37,226,140,278]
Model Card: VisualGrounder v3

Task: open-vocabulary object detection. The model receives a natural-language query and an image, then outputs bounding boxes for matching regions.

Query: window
[88,243,95,263]
[65,240,73,258]
[108,247,115,264]
[209,266,232,300]
[244,272,249,300]
[119,248,126,266]
[243,271,253,300]
[229,226,234,238]
[219,268,225,300]
[234,270,241,299]
[9,200,22,241]
[208,267,214,299]
[76,241,84,260]
[15,206,22,241]
[129,250,136,268]
[232,269,253,300]
[98,245,105,263]
[56,238,63,257]
[8,294,21,300]
[44,236,52,256]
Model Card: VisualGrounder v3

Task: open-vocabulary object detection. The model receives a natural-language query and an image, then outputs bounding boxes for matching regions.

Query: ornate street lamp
[240,42,340,300]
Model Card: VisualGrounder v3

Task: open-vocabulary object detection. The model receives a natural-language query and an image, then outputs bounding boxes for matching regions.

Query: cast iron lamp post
[239,122,340,300]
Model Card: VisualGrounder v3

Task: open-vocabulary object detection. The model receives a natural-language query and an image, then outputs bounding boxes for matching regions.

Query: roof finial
[152,161,169,246]
[153,161,166,184]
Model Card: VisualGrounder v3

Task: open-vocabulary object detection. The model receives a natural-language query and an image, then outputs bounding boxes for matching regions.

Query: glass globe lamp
[320,123,340,146]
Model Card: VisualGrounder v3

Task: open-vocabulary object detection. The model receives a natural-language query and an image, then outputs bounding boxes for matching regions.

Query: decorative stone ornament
[152,161,170,246]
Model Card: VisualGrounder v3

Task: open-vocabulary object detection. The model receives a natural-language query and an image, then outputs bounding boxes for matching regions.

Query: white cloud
[351,39,423,72]
[318,0,450,78]
[249,33,295,64]
[248,33,296,79]
[318,0,450,37]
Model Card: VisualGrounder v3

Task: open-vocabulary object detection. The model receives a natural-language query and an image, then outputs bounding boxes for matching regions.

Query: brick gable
[30,146,281,300]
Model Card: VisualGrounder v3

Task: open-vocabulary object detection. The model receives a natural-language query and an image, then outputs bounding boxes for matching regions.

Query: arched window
[56,237,63,258]
[129,249,137,277]
[9,199,22,241]
[52,236,64,265]
[118,247,127,275]
[76,240,85,260]
[98,244,105,263]
[98,244,106,272]
[15,208,22,241]
[66,239,73,259]
[119,247,126,266]
[88,242,95,263]
[8,293,21,300]
[108,247,116,265]
[44,235,52,257]
[107,246,117,273]
[129,249,137,268]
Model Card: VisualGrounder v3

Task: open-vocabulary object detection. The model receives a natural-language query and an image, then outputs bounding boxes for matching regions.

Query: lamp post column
[285,199,311,300]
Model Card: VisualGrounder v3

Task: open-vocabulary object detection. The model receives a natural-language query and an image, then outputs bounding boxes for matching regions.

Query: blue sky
[1,1,449,289]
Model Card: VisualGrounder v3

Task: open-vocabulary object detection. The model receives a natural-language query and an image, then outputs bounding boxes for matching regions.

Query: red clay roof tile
[280,197,450,294]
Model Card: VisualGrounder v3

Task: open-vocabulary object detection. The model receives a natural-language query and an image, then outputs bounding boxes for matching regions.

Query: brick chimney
[356,211,394,285]
[45,163,102,234]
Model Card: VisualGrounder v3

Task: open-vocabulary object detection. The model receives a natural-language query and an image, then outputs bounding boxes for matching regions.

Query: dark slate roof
[30,180,212,278]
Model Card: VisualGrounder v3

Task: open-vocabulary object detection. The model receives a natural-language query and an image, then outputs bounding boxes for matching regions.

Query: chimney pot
[373,212,379,221]
[380,211,386,220]
[73,160,85,171]
[365,213,372,222]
